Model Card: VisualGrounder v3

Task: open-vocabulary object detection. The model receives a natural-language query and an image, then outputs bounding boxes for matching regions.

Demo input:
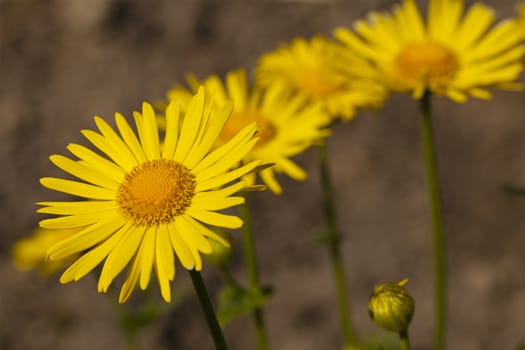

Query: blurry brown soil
[1,1,525,349]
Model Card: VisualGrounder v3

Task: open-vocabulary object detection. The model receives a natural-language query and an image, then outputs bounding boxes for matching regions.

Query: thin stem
[189,270,229,350]
[241,194,269,350]
[252,310,267,350]
[218,264,243,291]
[419,90,446,350]
[241,194,260,287]
[399,330,411,350]
[317,141,356,347]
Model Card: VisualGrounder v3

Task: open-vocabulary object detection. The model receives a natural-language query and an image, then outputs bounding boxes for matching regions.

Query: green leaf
[216,284,273,326]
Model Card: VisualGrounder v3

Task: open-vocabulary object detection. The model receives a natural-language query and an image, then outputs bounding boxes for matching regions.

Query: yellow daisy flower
[333,0,524,102]
[38,88,264,303]
[256,36,386,120]
[167,68,330,194]
[12,227,80,276]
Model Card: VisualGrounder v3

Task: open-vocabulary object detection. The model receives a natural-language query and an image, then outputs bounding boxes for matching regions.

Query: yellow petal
[161,101,180,160]
[185,207,243,229]
[119,253,141,303]
[139,228,156,290]
[138,102,161,160]
[115,112,148,164]
[59,227,126,283]
[174,87,205,163]
[49,155,119,190]
[167,223,194,270]
[98,224,145,293]
[47,216,126,260]
[66,143,125,183]
[40,177,115,200]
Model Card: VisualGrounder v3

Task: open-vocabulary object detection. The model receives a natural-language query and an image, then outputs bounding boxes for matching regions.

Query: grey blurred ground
[1,0,525,349]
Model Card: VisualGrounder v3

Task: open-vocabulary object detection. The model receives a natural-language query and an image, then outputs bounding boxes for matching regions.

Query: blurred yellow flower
[167,68,330,194]
[334,0,524,102]
[37,88,264,303]
[517,3,525,40]
[256,36,386,120]
[12,227,80,276]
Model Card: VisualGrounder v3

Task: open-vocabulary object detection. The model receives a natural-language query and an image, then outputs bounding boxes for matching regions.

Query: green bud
[368,278,415,333]
[204,231,233,267]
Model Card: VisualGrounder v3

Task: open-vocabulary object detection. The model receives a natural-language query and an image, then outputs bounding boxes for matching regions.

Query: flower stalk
[317,141,356,347]
[399,329,411,350]
[419,90,446,350]
[241,194,269,350]
[189,270,229,350]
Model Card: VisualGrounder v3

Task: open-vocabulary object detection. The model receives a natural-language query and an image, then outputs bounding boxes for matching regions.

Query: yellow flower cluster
[12,0,524,305]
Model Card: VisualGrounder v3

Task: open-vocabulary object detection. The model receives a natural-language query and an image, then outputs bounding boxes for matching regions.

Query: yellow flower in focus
[334,0,524,102]
[38,88,264,303]
[256,36,386,121]
[167,68,330,194]
[12,227,80,276]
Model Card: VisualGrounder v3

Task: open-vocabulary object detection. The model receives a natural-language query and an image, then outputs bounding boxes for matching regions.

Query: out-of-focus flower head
[334,0,524,102]
[256,36,386,121]
[167,68,331,195]
[12,227,80,276]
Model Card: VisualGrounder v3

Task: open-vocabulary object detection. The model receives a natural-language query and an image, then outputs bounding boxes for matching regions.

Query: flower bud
[368,278,415,333]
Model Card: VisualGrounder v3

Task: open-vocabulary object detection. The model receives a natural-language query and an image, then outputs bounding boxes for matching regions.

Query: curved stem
[241,194,269,350]
[317,141,356,347]
[419,90,446,350]
[399,330,411,350]
[189,270,229,350]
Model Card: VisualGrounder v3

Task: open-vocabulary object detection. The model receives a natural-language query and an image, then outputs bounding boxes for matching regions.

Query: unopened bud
[368,278,415,333]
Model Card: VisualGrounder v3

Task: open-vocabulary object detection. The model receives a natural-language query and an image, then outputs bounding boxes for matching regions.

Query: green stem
[399,330,411,350]
[419,90,446,350]
[317,141,356,347]
[241,194,269,350]
[218,265,243,291]
[189,270,229,350]
[241,195,259,287]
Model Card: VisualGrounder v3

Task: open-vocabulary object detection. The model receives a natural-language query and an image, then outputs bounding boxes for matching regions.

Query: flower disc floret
[395,41,459,87]
[117,159,196,226]
[219,110,277,148]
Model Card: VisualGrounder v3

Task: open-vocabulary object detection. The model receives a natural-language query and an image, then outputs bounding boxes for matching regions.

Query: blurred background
[1,0,525,349]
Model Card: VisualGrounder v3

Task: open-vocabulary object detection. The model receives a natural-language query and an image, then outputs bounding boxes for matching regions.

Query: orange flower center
[117,159,196,226]
[395,41,459,86]
[218,110,276,148]
[296,69,342,97]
